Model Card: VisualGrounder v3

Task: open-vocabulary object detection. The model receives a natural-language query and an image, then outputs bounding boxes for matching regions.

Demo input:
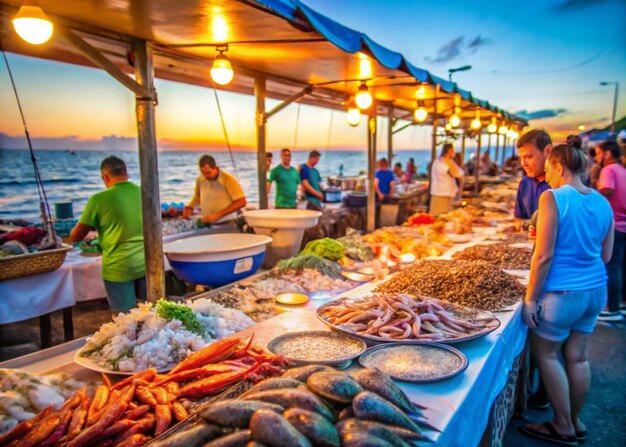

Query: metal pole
[502,136,509,166]
[255,77,268,209]
[367,115,377,233]
[474,132,482,196]
[486,133,492,159]
[387,106,394,164]
[495,133,501,166]
[610,82,619,136]
[133,40,164,302]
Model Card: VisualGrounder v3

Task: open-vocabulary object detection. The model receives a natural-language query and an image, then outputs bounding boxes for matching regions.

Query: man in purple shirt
[515,129,553,221]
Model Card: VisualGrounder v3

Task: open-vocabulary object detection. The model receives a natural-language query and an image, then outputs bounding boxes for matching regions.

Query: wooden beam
[367,115,377,233]
[256,77,268,210]
[265,85,313,120]
[474,133,482,196]
[387,106,394,163]
[56,25,151,98]
[133,40,165,302]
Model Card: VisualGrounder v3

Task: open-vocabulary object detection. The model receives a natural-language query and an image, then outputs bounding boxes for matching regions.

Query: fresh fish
[337,406,354,420]
[203,430,251,447]
[352,391,422,434]
[146,419,221,447]
[281,365,332,382]
[240,378,303,398]
[306,371,363,404]
[340,433,396,447]
[336,418,433,443]
[283,408,340,447]
[241,389,336,422]
[200,400,284,428]
[352,368,426,414]
[249,409,312,447]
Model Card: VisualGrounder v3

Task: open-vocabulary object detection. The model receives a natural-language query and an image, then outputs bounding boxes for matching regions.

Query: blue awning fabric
[255,0,523,123]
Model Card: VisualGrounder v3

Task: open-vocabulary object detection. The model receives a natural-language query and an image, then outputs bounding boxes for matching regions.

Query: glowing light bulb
[414,107,427,122]
[498,125,508,135]
[487,123,497,133]
[12,5,53,45]
[449,114,460,127]
[445,123,452,131]
[210,53,234,85]
[346,107,361,126]
[355,83,372,109]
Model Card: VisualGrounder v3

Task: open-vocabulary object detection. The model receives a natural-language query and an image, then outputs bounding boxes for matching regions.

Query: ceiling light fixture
[210,45,234,85]
[12,4,53,45]
[355,81,373,110]
[413,101,427,122]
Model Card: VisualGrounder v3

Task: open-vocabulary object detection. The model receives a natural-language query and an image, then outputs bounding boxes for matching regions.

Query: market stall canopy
[579,115,626,142]
[0,0,526,129]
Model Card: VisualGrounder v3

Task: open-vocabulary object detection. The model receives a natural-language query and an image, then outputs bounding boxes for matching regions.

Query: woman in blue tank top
[520,136,614,445]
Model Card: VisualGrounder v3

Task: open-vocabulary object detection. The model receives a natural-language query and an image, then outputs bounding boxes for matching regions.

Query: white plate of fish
[359,343,468,382]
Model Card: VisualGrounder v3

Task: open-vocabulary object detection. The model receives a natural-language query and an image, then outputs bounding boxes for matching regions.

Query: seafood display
[0,370,91,435]
[317,293,500,343]
[78,299,254,372]
[363,226,450,260]
[0,337,288,447]
[375,259,525,311]
[452,242,532,269]
[161,219,198,237]
[267,331,366,366]
[208,270,358,322]
[150,367,435,446]
[358,343,468,382]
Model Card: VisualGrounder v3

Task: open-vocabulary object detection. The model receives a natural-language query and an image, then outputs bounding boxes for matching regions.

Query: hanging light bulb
[445,123,452,132]
[12,5,53,45]
[346,106,361,127]
[355,82,373,110]
[449,107,461,127]
[471,110,482,130]
[506,129,516,138]
[413,101,427,122]
[210,46,234,85]
[487,118,497,134]
[498,123,508,135]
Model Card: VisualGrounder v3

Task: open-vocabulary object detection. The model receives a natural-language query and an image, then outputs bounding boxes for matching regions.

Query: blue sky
[1,0,624,151]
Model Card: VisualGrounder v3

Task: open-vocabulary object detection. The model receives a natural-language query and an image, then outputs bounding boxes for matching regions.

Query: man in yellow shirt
[182,155,247,225]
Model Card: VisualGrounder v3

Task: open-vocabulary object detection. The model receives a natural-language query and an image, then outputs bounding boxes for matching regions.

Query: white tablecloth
[0,227,217,325]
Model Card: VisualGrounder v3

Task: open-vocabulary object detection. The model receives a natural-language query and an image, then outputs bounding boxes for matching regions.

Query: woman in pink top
[596,140,626,321]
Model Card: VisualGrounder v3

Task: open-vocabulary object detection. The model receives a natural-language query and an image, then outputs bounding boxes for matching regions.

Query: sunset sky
[1,0,625,152]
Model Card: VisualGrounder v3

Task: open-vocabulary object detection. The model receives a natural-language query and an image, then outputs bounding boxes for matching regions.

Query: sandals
[519,421,578,446]
[576,430,587,443]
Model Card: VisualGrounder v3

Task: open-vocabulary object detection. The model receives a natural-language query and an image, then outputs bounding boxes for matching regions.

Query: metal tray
[267,330,367,367]
[359,342,468,382]
[316,296,501,345]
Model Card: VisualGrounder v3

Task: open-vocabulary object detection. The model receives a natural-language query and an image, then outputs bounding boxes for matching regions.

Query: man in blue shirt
[515,129,552,221]
[375,158,395,203]
[300,150,324,210]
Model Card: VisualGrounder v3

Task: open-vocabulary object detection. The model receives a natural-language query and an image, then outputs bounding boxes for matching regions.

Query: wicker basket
[0,244,73,281]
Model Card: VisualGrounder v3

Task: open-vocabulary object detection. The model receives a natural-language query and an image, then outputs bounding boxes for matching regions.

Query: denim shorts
[532,286,606,342]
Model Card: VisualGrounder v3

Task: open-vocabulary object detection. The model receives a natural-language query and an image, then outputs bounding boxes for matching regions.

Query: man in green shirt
[267,148,301,208]
[70,156,146,313]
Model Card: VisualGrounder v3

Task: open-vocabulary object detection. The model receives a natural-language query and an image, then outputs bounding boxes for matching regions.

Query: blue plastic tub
[164,233,272,287]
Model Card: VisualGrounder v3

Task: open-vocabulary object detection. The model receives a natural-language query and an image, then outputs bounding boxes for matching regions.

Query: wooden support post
[133,40,165,302]
[495,134,501,167]
[502,137,508,166]
[461,133,467,165]
[255,77,268,209]
[387,106,394,164]
[474,133,482,196]
[367,115,377,233]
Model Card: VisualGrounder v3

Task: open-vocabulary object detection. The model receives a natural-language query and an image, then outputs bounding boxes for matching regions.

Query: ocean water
[0,148,437,220]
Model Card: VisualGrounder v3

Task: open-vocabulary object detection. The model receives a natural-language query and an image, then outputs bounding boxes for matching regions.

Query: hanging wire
[325,109,334,152]
[209,81,240,180]
[292,102,301,150]
[1,38,56,243]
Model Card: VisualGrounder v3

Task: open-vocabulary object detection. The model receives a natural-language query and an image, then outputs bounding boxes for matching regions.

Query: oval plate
[359,342,468,382]
[267,330,367,366]
[74,350,171,376]
[316,296,501,345]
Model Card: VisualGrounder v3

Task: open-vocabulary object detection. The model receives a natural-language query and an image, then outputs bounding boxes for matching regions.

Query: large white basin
[243,209,322,265]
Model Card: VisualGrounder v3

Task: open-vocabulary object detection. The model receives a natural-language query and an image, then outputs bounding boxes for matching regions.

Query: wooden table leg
[39,313,52,348]
[63,307,74,342]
